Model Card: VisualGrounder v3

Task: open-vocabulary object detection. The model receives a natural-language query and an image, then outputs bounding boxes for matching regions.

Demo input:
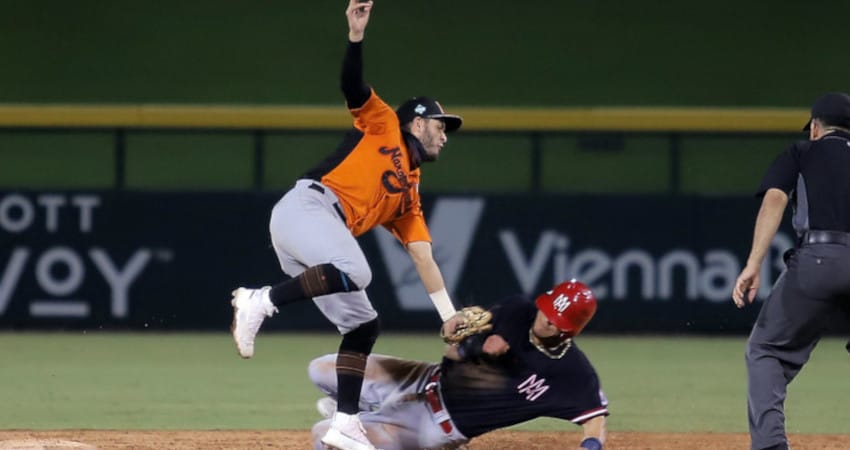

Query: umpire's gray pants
[746,243,850,450]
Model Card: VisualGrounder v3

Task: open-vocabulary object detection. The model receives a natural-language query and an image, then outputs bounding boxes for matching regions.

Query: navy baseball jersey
[439,296,609,438]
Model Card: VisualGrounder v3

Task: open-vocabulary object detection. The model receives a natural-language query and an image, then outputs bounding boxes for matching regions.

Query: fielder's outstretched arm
[406,241,458,322]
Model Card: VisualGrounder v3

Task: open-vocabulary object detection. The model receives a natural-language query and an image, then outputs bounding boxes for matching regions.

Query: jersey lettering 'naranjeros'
[304,89,430,245]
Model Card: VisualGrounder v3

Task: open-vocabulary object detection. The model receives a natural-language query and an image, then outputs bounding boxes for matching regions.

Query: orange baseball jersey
[306,89,431,245]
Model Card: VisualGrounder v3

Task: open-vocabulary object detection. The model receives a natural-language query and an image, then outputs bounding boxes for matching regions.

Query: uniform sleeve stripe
[570,407,609,424]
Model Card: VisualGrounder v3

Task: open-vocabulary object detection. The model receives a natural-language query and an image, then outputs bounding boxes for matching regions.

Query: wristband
[429,288,456,321]
[580,437,602,450]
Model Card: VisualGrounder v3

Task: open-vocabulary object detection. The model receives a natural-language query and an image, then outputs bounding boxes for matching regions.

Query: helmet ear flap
[535,279,597,337]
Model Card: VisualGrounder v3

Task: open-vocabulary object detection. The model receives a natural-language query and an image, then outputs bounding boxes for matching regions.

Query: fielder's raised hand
[347,0,373,43]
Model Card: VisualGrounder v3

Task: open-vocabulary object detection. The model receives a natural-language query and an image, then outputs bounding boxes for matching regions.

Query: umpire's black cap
[803,91,850,131]
[396,97,463,132]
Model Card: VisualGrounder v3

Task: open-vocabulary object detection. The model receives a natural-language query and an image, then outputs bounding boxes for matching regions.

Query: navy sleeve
[340,41,371,109]
[756,141,804,197]
[489,295,531,325]
[489,296,536,345]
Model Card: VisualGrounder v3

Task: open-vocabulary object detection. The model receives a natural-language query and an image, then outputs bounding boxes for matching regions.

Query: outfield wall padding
[1,191,847,334]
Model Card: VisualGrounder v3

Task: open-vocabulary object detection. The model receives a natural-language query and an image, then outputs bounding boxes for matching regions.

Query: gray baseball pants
[745,242,850,450]
[269,179,378,334]
[309,353,468,450]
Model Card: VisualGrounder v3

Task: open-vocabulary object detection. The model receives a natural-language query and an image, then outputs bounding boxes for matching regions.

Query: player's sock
[268,264,357,306]
[336,319,380,414]
[336,351,367,414]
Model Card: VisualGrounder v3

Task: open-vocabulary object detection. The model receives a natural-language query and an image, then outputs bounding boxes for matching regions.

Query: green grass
[0,333,847,433]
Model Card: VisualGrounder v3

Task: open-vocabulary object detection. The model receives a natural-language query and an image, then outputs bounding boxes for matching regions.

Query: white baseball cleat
[316,396,338,419]
[230,286,277,358]
[320,412,376,450]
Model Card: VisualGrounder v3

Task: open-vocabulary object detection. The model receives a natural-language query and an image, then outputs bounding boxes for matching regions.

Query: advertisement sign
[2,191,844,334]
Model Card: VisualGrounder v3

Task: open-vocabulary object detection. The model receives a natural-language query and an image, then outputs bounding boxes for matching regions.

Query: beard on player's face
[534,331,567,348]
[532,312,568,347]
[420,133,440,162]
[422,146,439,162]
[416,118,446,162]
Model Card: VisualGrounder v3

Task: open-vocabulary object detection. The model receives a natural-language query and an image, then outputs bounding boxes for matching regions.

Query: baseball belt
[802,230,850,245]
[423,371,453,434]
[307,182,347,223]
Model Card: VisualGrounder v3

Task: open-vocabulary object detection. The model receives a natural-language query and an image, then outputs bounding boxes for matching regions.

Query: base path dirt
[1,430,848,449]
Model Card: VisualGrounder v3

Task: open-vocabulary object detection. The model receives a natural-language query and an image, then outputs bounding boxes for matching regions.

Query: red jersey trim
[570,406,609,424]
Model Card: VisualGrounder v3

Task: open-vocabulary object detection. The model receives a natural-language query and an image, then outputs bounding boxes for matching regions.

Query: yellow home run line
[0,104,808,132]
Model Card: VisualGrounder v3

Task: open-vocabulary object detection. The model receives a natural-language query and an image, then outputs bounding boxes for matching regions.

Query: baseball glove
[441,306,493,344]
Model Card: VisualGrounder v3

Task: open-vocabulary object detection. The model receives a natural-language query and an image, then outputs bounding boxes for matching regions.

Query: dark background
[6,191,839,334]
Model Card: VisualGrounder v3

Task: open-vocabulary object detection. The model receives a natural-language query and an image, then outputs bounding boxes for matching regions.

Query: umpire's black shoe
[760,444,789,450]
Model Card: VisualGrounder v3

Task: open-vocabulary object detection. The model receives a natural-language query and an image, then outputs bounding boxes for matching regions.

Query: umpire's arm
[732,187,788,307]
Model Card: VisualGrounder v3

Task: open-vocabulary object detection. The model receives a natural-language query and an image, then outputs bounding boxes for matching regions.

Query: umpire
[733,91,850,450]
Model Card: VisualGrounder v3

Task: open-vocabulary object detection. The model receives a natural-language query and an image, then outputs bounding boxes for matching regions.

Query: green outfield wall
[0,104,805,193]
[2,1,846,193]
[1,0,848,108]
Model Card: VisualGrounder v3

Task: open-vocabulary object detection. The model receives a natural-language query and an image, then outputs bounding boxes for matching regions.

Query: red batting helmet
[534,279,597,337]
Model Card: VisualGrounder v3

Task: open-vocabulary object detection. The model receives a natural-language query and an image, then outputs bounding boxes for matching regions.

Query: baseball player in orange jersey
[230,1,465,450]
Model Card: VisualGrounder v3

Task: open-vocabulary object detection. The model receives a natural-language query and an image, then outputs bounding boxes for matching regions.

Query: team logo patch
[552,293,572,313]
[517,374,550,401]
[415,104,426,115]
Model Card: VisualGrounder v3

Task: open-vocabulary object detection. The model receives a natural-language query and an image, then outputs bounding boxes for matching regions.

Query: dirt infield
[1,430,849,449]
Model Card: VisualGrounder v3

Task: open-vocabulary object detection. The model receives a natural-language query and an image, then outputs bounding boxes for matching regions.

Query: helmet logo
[552,294,572,313]
[414,104,427,115]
